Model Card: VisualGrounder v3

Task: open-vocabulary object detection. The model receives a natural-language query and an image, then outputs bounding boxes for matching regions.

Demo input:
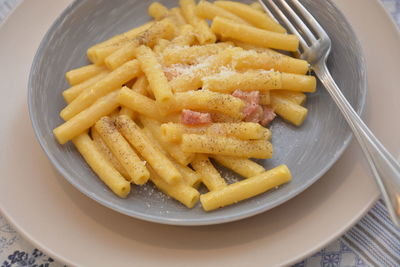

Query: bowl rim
[27,0,367,226]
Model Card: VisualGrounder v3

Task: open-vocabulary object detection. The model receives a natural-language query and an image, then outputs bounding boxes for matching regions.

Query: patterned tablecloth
[1,0,400,266]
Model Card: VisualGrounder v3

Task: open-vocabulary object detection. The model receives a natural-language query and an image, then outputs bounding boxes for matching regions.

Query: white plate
[0,0,399,266]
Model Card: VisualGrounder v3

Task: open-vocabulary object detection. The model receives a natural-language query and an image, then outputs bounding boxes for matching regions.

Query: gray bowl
[28,0,366,225]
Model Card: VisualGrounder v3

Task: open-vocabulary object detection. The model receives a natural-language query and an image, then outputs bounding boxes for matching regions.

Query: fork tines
[258,0,328,51]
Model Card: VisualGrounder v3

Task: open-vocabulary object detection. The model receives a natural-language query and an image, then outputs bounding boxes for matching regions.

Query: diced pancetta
[260,106,276,126]
[232,89,276,126]
[181,109,213,125]
[232,90,260,105]
[243,104,263,122]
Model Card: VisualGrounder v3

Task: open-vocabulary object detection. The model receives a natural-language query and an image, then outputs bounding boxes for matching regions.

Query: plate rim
[0,192,380,267]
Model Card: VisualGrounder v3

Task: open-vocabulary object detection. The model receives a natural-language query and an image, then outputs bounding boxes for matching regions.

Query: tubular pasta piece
[148,166,200,208]
[211,16,298,51]
[191,154,227,191]
[72,133,131,198]
[211,155,265,178]
[65,64,106,86]
[115,115,182,184]
[117,87,162,120]
[95,116,149,185]
[173,90,245,119]
[270,94,308,126]
[202,70,316,93]
[139,116,195,166]
[214,1,286,33]
[63,71,108,104]
[134,45,175,110]
[91,127,130,179]
[87,22,154,64]
[200,165,291,211]
[105,19,176,69]
[162,42,232,66]
[196,0,250,25]
[181,134,273,159]
[53,89,121,144]
[160,122,266,142]
[61,60,141,121]
[180,0,216,44]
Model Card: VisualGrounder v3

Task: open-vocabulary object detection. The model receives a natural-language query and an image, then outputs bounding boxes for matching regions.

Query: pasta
[249,2,265,12]
[72,133,131,198]
[181,133,273,158]
[53,0,316,211]
[148,2,187,27]
[172,90,245,119]
[147,166,200,208]
[196,1,251,26]
[200,164,292,211]
[119,75,150,119]
[272,90,307,105]
[141,125,200,187]
[54,89,120,144]
[60,60,141,120]
[211,16,298,51]
[160,122,267,142]
[222,37,287,55]
[167,48,233,92]
[171,7,187,23]
[260,91,270,105]
[94,116,150,185]
[91,127,130,179]
[211,155,265,178]
[202,69,316,93]
[180,0,216,44]
[134,45,175,109]
[63,71,108,103]
[131,74,150,96]
[162,42,232,66]
[148,2,170,20]
[115,115,182,184]
[117,86,162,119]
[139,116,195,166]
[214,1,286,33]
[87,21,154,65]
[231,48,309,75]
[104,18,176,70]
[65,64,106,86]
[191,154,227,191]
[270,93,308,126]
[140,116,194,166]
[165,24,196,48]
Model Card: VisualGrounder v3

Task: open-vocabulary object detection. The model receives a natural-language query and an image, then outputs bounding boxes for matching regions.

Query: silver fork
[258,0,400,227]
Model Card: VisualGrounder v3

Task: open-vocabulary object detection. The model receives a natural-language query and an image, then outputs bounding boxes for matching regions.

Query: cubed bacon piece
[260,106,276,126]
[232,89,275,126]
[232,90,260,105]
[243,104,263,123]
[181,109,213,125]
[233,90,263,123]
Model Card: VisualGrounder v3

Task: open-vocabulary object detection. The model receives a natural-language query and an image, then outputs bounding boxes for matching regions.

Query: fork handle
[314,64,400,227]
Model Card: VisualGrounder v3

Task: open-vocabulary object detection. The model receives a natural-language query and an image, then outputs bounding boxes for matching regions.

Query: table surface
[0,0,399,266]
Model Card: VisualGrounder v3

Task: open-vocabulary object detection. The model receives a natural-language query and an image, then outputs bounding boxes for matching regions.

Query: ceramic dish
[1,0,400,265]
[28,0,366,225]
